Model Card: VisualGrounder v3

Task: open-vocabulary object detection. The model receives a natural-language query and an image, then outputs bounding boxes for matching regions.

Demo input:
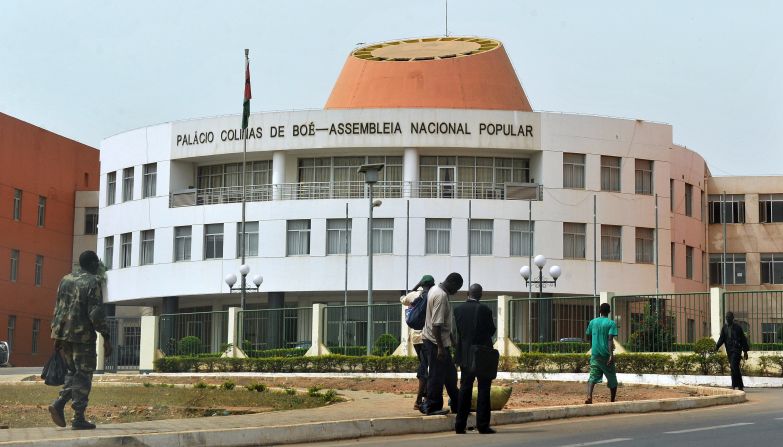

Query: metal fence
[324,303,402,356]
[238,307,312,355]
[509,296,597,348]
[612,293,711,352]
[105,317,141,372]
[451,299,499,342]
[158,311,229,356]
[724,290,783,350]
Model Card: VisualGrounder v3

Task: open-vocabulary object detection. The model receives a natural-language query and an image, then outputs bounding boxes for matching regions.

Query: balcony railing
[169,181,542,207]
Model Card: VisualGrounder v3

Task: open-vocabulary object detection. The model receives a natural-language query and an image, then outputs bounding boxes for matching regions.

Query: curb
[0,387,745,447]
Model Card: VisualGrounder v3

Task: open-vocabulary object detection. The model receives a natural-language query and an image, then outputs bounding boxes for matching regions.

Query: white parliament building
[98,37,710,318]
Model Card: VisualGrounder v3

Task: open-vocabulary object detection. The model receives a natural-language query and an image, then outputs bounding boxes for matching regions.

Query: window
[122,167,134,202]
[326,219,352,255]
[104,236,114,270]
[635,227,654,264]
[142,163,157,198]
[32,319,40,354]
[700,191,705,221]
[762,323,783,343]
[670,179,674,212]
[635,159,653,195]
[469,219,493,255]
[372,218,394,254]
[237,221,259,257]
[37,196,46,227]
[425,219,451,255]
[670,243,675,276]
[600,156,621,192]
[761,253,783,284]
[10,249,19,282]
[204,224,225,259]
[421,156,529,184]
[197,161,274,190]
[84,207,99,234]
[686,246,694,279]
[709,253,746,285]
[759,194,783,223]
[510,220,533,257]
[34,255,43,286]
[13,189,22,220]
[174,226,192,261]
[286,220,311,256]
[687,319,695,343]
[140,230,154,265]
[6,316,15,352]
[107,172,116,205]
[708,194,746,224]
[563,222,586,259]
[120,233,132,268]
[601,225,622,261]
[685,183,693,217]
[563,153,585,189]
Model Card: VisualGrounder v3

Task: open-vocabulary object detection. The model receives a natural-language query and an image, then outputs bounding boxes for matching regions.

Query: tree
[627,303,675,352]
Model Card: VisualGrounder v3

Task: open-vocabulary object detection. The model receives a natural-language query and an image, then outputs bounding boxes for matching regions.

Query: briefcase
[469,344,499,380]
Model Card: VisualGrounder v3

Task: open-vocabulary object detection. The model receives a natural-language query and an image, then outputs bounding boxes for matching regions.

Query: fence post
[223,307,246,358]
[600,291,614,308]
[600,292,625,353]
[139,315,159,373]
[95,333,106,374]
[710,287,724,342]
[393,306,414,356]
[305,303,331,356]
[493,295,522,357]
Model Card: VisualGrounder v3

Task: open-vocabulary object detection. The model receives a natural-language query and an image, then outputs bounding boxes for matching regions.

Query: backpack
[405,289,428,330]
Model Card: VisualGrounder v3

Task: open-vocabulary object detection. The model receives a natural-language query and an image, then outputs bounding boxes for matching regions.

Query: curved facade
[98,37,709,311]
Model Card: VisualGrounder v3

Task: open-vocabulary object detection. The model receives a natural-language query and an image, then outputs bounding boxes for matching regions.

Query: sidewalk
[0,375,745,447]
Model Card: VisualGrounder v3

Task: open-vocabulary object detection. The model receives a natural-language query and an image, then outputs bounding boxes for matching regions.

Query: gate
[104,317,141,372]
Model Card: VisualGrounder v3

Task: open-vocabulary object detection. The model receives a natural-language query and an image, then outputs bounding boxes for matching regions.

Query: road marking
[558,439,633,447]
[664,422,754,434]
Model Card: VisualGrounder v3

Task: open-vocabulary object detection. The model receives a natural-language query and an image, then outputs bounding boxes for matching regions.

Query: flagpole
[240,48,250,310]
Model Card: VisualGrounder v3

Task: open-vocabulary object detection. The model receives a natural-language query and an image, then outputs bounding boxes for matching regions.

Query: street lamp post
[225,264,263,305]
[358,163,384,356]
[520,255,562,343]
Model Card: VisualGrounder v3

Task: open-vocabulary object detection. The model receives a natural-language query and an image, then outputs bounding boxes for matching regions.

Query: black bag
[41,349,67,386]
[468,304,499,380]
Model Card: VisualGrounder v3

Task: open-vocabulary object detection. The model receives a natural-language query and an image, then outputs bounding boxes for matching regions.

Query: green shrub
[143,382,153,388]
[759,355,783,377]
[694,337,718,374]
[626,304,676,352]
[514,342,591,353]
[193,381,208,389]
[177,336,204,355]
[245,382,267,392]
[328,346,371,356]
[321,389,338,403]
[220,380,236,390]
[672,343,695,352]
[245,348,308,358]
[284,387,296,396]
[673,354,699,374]
[307,385,321,397]
[373,334,400,356]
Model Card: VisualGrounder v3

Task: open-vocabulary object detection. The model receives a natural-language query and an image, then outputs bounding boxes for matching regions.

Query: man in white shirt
[400,274,435,410]
[420,272,462,415]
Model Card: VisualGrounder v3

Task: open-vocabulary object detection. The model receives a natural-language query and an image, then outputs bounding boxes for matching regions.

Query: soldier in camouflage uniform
[48,250,112,430]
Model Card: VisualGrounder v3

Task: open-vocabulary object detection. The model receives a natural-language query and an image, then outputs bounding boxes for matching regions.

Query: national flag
[242,50,252,130]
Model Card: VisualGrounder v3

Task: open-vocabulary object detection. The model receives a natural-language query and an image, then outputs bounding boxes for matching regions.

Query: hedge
[513,342,591,353]
[154,352,783,376]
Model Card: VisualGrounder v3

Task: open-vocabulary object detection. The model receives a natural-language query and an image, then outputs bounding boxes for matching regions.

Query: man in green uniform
[585,302,618,404]
[49,250,112,430]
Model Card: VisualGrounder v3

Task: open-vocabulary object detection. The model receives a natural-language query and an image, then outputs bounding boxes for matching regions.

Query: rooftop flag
[242,49,251,130]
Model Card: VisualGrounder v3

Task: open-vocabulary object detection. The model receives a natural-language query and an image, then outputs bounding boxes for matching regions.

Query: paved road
[295,389,783,447]
[0,367,38,376]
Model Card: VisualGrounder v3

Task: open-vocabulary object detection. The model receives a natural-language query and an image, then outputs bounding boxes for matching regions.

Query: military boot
[48,398,68,427]
[71,411,96,430]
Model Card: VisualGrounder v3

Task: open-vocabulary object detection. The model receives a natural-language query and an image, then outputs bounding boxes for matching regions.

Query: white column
[403,147,418,198]
[139,315,159,373]
[393,306,413,356]
[493,295,522,356]
[305,303,331,356]
[272,151,286,200]
[710,287,724,343]
[600,291,614,307]
[223,307,246,358]
[600,291,624,353]
[95,333,106,373]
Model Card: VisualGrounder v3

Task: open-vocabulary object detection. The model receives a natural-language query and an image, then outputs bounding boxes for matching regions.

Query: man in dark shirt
[715,311,750,391]
[453,283,497,434]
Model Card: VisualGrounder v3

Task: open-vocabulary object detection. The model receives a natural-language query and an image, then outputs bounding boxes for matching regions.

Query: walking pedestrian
[419,272,462,415]
[48,250,112,430]
[585,303,618,404]
[400,274,435,411]
[454,284,497,434]
[715,311,750,391]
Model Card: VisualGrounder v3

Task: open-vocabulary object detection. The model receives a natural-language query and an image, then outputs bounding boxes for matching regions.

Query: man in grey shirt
[420,272,462,415]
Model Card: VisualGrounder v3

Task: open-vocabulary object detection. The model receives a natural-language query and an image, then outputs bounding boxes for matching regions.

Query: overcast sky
[1,1,780,176]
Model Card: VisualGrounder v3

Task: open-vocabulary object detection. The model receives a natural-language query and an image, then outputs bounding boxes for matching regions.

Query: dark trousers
[422,340,458,411]
[728,351,745,390]
[456,371,492,431]
[413,343,428,380]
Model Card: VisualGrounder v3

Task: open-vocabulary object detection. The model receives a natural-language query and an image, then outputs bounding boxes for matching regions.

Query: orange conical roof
[325,37,532,111]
